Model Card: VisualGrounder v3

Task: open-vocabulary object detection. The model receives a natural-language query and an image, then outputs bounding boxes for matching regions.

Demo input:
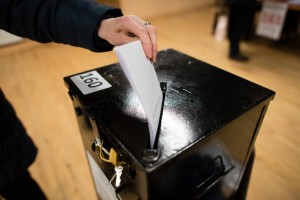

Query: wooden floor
[1,5,300,200]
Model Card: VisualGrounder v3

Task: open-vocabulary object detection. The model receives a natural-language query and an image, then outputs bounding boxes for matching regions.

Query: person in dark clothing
[226,0,257,61]
[0,0,157,199]
[0,90,46,199]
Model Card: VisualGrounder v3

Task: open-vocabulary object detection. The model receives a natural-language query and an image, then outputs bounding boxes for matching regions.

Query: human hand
[98,15,157,62]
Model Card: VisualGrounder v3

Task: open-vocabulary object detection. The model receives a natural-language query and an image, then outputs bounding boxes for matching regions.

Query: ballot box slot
[142,82,167,163]
[153,81,167,149]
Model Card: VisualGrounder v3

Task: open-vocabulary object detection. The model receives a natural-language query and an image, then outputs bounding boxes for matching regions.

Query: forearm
[0,0,122,52]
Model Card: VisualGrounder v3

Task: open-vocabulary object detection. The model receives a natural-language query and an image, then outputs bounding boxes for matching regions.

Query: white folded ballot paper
[114,40,162,148]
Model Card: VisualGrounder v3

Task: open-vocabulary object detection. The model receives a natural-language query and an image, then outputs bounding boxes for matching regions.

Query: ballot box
[64,49,275,200]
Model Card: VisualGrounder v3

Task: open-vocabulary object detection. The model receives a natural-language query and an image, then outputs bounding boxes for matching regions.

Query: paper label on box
[70,70,111,95]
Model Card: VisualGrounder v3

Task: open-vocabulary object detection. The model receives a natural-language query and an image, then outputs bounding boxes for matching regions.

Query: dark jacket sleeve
[0,0,123,52]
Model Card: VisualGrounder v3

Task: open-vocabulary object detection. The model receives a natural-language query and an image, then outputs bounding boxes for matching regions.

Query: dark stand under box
[64,49,275,200]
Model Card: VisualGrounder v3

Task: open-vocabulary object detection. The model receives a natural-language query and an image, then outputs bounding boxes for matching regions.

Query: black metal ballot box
[64,49,275,200]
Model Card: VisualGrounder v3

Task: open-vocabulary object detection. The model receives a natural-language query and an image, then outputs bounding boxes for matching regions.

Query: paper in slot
[114,40,162,148]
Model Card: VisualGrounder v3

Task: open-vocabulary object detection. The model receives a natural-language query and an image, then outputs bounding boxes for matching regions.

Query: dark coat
[0,90,38,188]
[0,0,122,52]
[226,0,257,7]
[0,0,122,187]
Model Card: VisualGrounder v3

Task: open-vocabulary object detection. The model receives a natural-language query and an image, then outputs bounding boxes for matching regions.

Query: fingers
[145,23,157,62]
[126,16,157,62]
[98,15,157,62]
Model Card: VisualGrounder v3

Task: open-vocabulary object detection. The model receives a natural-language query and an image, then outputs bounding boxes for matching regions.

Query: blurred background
[0,0,299,199]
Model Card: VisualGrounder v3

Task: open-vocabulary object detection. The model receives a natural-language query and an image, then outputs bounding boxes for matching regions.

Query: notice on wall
[256,1,288,40]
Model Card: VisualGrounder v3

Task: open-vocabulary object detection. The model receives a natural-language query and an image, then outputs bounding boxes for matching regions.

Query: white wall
[0,30,22,46]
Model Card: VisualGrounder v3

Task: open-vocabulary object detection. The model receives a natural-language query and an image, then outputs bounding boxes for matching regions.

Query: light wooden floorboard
[0,5,299,200]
